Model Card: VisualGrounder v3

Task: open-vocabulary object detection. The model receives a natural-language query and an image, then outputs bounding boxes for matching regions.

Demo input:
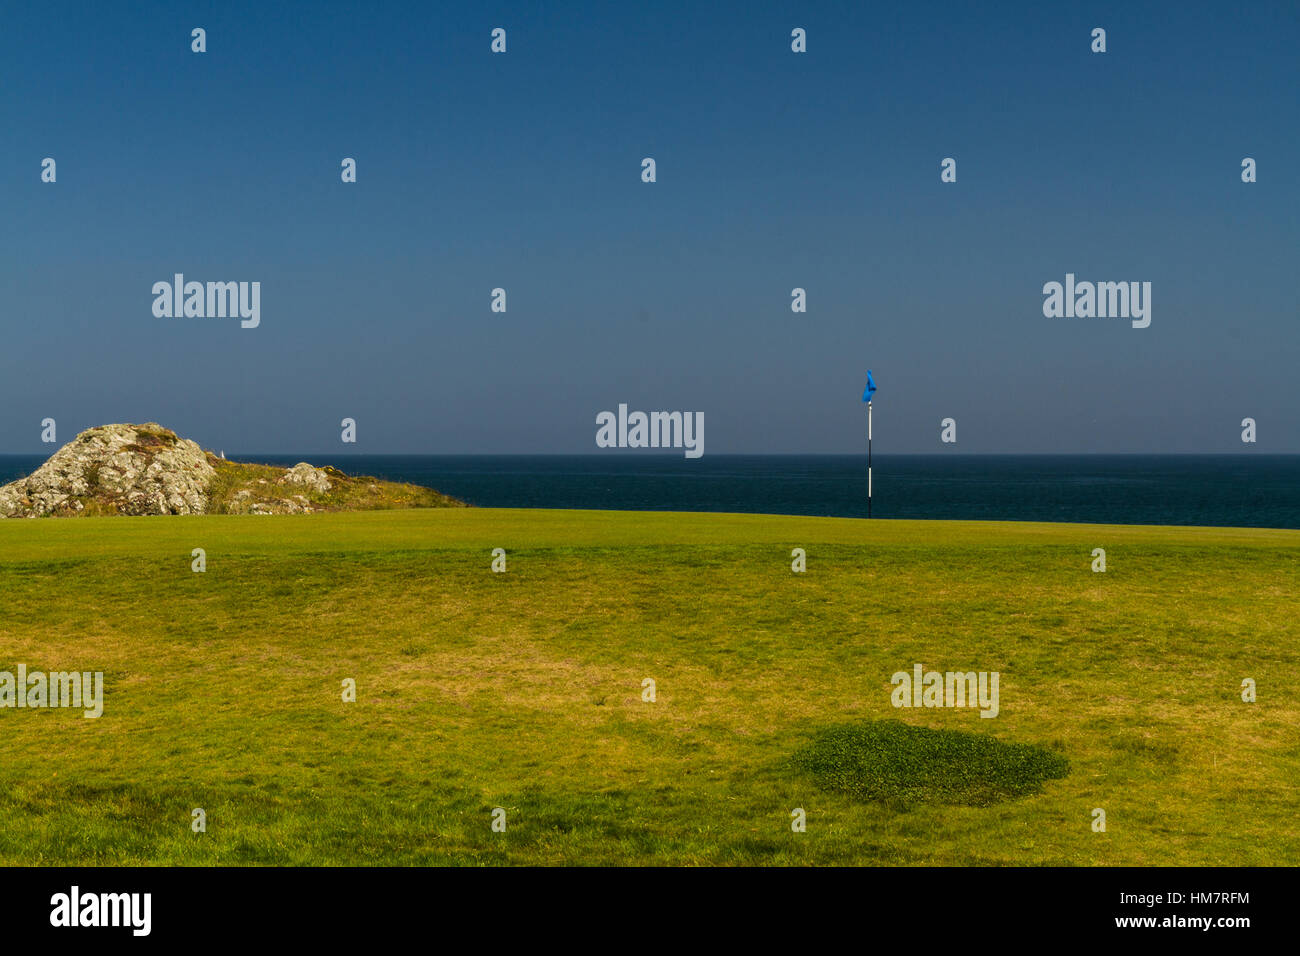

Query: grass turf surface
[1,508,1297,865]
[789,721,1070,808]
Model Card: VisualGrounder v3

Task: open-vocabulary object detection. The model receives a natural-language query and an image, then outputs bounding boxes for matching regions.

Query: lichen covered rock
[0,423,215,518]
[277,462,333,494]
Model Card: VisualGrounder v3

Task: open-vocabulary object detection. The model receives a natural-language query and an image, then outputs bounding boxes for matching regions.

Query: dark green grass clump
[791,720,1069,808]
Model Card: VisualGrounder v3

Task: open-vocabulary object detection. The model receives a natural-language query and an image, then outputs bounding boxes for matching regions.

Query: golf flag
[862,369,876,403]
[863,369,876,516]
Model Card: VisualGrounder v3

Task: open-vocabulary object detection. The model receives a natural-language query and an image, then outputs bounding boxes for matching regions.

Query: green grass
[0,508,1297,865]
[790,720,1070,807]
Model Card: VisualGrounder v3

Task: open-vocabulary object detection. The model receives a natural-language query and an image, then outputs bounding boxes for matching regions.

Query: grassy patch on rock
[205,456,466,514]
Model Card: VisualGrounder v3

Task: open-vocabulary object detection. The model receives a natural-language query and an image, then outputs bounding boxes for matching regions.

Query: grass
[790,720,1070,808]
[0,508,1297,865]
[204,457,466,514]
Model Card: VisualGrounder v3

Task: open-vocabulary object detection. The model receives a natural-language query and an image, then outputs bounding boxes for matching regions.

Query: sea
[2,454,1297,529]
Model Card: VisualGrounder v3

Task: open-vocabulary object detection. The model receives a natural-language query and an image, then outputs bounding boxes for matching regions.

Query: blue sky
[1,1,1296,454]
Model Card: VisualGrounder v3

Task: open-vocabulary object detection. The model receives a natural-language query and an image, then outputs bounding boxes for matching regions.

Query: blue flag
[862,369,876,403]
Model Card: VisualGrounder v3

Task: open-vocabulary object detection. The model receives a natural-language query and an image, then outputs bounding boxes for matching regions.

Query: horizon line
[4,451,1295,459]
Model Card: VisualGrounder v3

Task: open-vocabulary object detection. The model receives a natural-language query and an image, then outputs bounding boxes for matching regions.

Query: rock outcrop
[277,462,333,494]
[0,423,465,518]
[0,423,214,517]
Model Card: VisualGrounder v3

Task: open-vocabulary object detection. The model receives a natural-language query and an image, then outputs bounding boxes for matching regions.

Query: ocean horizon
[3,453,1297,529]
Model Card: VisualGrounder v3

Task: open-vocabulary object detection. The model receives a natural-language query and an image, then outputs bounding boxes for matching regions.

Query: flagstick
[867,400,873,518]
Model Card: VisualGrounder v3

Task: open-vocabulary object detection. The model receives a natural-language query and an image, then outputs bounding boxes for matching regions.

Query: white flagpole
[868,401,873,518]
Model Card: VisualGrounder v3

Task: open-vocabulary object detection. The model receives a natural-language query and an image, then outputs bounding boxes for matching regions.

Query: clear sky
[1,1,1296,454]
